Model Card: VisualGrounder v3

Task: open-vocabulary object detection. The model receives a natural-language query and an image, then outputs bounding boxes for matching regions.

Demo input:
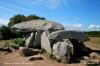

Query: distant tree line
[84,31,100,37]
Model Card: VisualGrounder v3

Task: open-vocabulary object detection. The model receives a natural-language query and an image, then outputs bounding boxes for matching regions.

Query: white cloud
[88,24,100,29]
[66,24,83,28]
[65,24,100,31]
[73,24,83,28]
[0,19,9,26]
[66,24,83,31]
[88,24,100,31]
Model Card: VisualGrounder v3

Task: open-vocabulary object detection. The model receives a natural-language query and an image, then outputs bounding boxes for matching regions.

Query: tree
[0,25,11,39]
[8,14,26,27]
[8,14,46,27]
[26,14,45,21]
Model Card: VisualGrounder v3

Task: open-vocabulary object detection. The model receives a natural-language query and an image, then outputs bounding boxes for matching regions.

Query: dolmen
[13,19,90,63]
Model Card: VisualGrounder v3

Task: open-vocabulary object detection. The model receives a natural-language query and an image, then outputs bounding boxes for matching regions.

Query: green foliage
[0,25,23,39]
[26,14,45,21]
[85,31,100,37]
[5,41,20,49]
[0,25,11,39]
[4,41,20,49]
[8,14,26,27]
[11,38,25,46]
[4,38,24,48]
[8,14,46,27]
[5,41,12,47]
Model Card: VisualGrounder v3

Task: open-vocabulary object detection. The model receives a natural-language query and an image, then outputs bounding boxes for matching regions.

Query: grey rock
[83,56,90,60]
[28,54,43,61]
[89,52,99,59]
[33,31,43,48]
[41,31,52,54]
[19,47,34,56]
[0,47,12,53]
[0,47,3,51]
[49,30,89,42]
[53,39,73,63]
[25,32,34,47]
[12,20,64,32]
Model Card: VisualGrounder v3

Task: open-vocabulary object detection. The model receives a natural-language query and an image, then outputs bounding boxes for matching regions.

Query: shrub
[5,41,20,49]
[11,38,25,46]
[4,38,25,49]
[5,41,12,47]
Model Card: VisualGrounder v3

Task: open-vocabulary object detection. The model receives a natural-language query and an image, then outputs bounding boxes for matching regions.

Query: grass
[85,37,100,49]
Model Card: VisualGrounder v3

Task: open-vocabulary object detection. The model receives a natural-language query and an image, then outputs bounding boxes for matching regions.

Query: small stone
[19,47,34,56]
[88,59,100,64]
[3,47,12,52]
[83,56,89,60]
[89,52,98,59]
[28,54,43,61]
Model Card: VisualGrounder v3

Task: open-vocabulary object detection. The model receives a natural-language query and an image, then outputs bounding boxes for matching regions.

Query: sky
[0,0,100,31]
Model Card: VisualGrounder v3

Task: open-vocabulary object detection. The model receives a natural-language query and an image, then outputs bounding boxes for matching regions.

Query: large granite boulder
[12,20,64,32]
[49,30,89,42]
[25,32,35,47]
[41,31,53,54]
[53,39,73,63]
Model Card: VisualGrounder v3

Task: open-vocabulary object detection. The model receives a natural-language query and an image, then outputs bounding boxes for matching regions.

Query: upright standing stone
[53,39,73,63]
[25,32,34,47]
[33,31,43,48]
[41,31,52,54]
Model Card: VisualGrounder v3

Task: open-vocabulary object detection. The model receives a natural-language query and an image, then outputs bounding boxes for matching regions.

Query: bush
[4,38,25,48]
[5,41,20,49]
[11,38,25,46]
[5,41,12,47]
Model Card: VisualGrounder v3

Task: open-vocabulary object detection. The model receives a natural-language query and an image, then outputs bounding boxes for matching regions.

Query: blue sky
[0,0,100,31]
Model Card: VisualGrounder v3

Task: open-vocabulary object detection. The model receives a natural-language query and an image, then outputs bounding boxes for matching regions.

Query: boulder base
[53,39,73,63]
